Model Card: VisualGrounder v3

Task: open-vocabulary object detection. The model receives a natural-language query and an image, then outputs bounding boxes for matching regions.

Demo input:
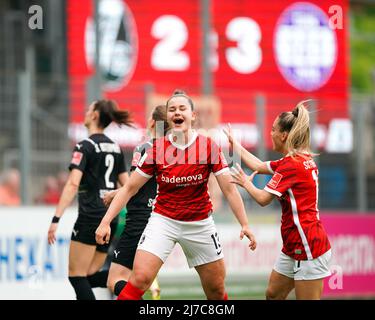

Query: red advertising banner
[322,214,375,298]
[67,0,349,149]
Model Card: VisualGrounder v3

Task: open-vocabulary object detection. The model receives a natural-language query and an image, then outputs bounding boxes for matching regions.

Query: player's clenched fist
[95,223,111,245]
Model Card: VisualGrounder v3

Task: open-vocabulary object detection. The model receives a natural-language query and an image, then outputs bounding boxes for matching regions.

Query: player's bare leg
[87,251,107,275]
[68,241,97,299]
[129,250,163,291]
[294,279,324,300]
[117,249,163,299]
[85,250,110,289]
[266,269,295,300]
[195,259,226,300]
[108,261,160,299]
[107,262,132,293]
[69,241,97,276]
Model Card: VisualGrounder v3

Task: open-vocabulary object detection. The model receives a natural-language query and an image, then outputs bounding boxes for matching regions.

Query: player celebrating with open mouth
[96,90,257,300]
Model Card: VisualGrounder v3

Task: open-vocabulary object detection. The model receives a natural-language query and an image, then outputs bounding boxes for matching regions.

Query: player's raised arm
[230,164,275,207]
[95,171,150,245]
[223,123,271,174]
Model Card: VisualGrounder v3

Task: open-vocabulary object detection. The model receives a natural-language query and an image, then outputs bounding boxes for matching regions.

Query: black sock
[68,276,96,300]
[87,270,109,288]
[114,280,127,296]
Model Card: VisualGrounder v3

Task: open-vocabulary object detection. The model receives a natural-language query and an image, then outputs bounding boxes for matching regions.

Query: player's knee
[206,283,226,300]
[87,267,99,276]
[265,287,274,300]
[68,264,84,277]
[132,270,153,291]
[106,278,115,293]
[265,287,286,300]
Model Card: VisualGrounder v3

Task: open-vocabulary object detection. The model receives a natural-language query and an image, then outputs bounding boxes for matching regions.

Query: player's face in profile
[271,117,286,153]
[167,96,195,133]
[84,103,96,127]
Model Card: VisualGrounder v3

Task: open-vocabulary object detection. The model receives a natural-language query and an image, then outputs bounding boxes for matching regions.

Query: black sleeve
[68,141,91,172]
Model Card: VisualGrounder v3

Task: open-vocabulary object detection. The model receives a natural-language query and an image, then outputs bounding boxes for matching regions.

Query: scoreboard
[67,0,349,150]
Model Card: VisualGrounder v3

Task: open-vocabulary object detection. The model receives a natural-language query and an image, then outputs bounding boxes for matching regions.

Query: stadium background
[0,0,374,299]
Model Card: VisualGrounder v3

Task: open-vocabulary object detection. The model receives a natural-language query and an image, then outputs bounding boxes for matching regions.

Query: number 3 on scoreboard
[225,17,262,74]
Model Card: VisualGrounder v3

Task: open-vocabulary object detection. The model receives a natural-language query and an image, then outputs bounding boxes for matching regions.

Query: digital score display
[67,0,349,150]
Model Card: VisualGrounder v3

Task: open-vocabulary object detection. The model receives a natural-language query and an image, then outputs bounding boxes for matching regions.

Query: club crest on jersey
[71,151,83,166]
[268,172,283,188]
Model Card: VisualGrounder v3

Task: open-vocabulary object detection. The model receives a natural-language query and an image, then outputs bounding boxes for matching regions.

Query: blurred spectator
[37,175,60,205]
[0,168,21,206]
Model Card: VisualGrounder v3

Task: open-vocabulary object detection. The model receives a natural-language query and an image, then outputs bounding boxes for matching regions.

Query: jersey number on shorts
[105,154,115,188]
[211,232,222,255]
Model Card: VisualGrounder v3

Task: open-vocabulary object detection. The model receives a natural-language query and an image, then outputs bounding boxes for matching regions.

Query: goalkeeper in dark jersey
[103,105,168,300]
[47,100,131,300]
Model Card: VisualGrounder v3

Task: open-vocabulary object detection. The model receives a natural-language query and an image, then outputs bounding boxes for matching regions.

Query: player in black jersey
[101,105,168,299]
[47,100,132,300]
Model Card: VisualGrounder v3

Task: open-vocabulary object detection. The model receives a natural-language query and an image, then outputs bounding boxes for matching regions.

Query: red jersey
[265,154,331,260]
[136,132,229,221]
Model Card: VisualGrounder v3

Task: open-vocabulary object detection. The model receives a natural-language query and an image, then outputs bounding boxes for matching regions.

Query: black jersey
[127,140,157,215]
[69,133,127,220]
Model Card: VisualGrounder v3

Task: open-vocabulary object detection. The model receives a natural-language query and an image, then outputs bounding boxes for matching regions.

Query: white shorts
[273,250,332,281]
[137,212,224,268]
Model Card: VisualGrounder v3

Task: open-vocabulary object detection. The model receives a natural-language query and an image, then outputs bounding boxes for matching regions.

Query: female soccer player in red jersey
[226,101,331,300]
[96,90,257,300]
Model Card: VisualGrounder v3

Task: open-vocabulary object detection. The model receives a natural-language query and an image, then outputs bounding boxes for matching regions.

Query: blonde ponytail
[278,100,312,157]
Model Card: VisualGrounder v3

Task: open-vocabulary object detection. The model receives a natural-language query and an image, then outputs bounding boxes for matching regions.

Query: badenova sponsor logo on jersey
[161,173,204,186]
[274,2,338,92]
[85,0,138,91]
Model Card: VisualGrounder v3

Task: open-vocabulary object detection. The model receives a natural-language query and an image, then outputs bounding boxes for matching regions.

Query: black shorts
[111,212,150,269]
[71,215,118,253]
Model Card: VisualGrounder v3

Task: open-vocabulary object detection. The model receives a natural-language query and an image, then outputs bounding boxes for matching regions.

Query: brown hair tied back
[166,89,194,111]
[152,105,170,135]
[173,89,186,95]
[93,99,133,129]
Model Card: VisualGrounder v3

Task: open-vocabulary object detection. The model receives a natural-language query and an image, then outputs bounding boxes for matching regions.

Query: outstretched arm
[223,124,270,174]
[103,172,129,207]
[231,164,275,207]
[48,169,82,245]
[118,171,129,187]
[95,171,150,244]
[215,172,257,251]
